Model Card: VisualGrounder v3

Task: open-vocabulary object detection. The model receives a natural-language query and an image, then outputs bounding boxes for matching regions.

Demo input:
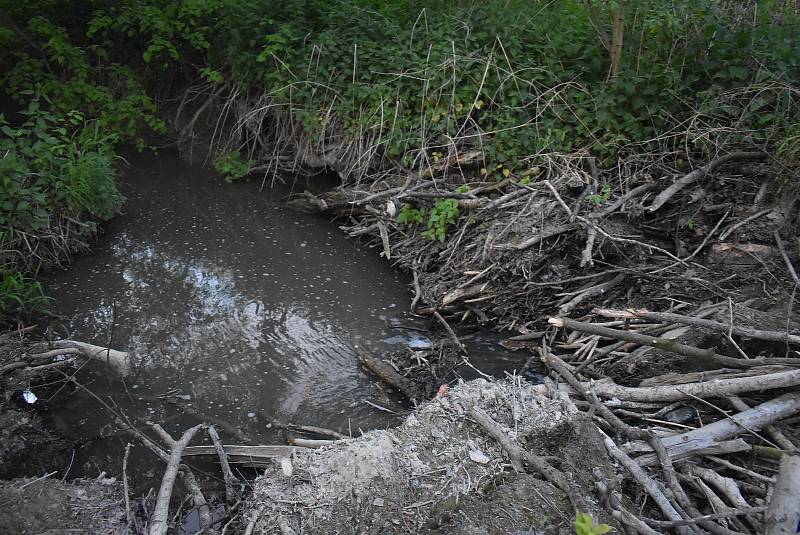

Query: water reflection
[43,153,412,470]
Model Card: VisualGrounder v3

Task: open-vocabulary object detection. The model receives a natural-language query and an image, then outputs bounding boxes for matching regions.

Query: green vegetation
[1,0,798,319]
[213,151,251,183]
[574,513,612,535]
[422,198,460,242]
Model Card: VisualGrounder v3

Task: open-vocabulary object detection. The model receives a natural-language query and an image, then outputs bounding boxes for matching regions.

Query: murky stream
[40,152,424,483]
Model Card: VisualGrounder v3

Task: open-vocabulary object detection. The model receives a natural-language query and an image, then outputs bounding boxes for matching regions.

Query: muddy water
[41,152,420,482]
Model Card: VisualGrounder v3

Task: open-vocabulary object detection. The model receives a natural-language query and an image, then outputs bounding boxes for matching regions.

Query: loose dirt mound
[0,476,127,534]
[244,379,615,534]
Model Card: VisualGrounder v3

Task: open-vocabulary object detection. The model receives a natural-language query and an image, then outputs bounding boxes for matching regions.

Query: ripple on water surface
[42,152,412,478]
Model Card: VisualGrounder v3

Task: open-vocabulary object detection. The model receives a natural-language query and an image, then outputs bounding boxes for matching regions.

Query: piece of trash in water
[22,389,38,404]
[247,412,256,418]
[469,450,491,464]
[175,394,192,401]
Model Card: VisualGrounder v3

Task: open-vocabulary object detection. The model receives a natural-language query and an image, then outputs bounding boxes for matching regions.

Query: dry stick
[718,207,775,241]
[643,507,768,529]
[595,475,661,535]
[559,274,626,315]
[149,424,203,535]
[765,453,800,535]
[541,367,800,403]
[728,396,796,451]
[648,152,768,212]
[602,433,688,533]
[508,222,580,251]
[594,308,800,347]
[636,392,800,466]
[468,405,590,514]
[287,424,348,440]
[541,350,700,534]
[433,310,467,354]
[774,229,800,289]
[548,317,799,369]
[208,425,239,504]
[123,443,133,531]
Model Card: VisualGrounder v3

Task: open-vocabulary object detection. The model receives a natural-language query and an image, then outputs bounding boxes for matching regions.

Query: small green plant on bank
[397,203,424,226]
[422,198,460,242]
[213,151,251,183]
[574,513,612,535]
[0,269,52,322]
[589,184,613,207]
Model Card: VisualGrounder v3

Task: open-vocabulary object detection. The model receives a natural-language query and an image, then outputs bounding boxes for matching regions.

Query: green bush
[0,269,52,324]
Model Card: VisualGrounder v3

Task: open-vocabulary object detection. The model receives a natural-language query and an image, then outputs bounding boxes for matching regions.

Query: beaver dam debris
[1,146,799,534]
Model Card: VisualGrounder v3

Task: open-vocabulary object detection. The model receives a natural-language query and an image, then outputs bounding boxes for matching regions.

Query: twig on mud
[718,206,775,241]
[433,311,466,354]
[467,405,590,514]
[648,151,768,212]
[774,229,800,289]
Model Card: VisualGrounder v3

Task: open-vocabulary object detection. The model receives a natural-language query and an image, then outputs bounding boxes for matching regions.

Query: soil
[0,476,127,535]
[243,379,617,534]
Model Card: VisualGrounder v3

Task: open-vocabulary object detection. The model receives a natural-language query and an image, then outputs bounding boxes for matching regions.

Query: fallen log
[356,350,421,403]
[53,340,130,376]
[636,392,800,466]
[592,369,800,402]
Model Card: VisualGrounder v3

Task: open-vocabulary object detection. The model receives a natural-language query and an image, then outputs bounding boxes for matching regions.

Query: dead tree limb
[602,433,688,534]
[765,453,800,535]
[636,392,800,466]
[534,368,800,403]
[208,425,239,504]
[593,308,800,346]
[648,152,768,212]
[548,316,800,368]
[149,424,203,535]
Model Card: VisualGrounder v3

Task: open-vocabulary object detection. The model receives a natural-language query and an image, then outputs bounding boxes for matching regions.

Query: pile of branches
[293,147,800,533]
[532,302,800,535]
[297,148,799,334]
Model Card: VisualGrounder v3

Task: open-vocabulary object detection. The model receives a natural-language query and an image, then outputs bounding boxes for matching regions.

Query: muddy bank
[0,475,127,535]
[243,379,613,534]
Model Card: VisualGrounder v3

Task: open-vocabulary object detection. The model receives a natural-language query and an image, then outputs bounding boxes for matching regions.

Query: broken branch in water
[149,424,203,535]
[208,424,240,504]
